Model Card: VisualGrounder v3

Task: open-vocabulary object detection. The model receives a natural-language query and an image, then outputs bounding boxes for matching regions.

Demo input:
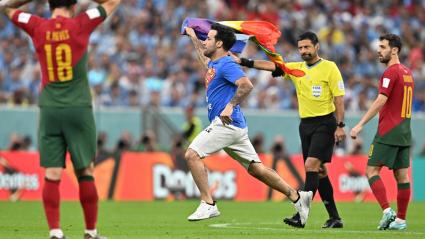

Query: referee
[233,31,346,228]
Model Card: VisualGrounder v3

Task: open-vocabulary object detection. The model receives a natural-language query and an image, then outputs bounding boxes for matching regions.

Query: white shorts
[188,117,261,169]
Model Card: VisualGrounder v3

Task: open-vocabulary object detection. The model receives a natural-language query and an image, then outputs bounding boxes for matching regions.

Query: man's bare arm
[350,94,388,139]
[334,96,345,124]
[220,76,253,125]
[229,53,284,77]
[229,77,253,106]
[91,0,121,16]
[230,54,276,71]
[0,0,32,18]
[184,27,209,70]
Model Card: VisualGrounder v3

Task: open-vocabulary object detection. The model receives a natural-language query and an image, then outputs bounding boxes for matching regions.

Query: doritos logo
[205,68,216,88]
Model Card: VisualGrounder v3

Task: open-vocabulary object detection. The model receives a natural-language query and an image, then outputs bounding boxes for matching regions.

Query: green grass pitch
[1,201,424,239]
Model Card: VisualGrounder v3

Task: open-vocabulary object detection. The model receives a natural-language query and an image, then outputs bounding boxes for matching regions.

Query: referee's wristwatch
[336,122,346,128]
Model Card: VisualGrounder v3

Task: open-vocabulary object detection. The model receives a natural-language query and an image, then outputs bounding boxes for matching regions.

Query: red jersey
[11,6,107,107]
[376,63,414,146]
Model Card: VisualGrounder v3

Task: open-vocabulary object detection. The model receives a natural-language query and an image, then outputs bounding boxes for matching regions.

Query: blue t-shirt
[205,56,247,128]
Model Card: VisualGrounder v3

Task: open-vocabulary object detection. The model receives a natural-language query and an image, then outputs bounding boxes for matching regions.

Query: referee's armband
[271,65,284,77]
[240,58,254,68]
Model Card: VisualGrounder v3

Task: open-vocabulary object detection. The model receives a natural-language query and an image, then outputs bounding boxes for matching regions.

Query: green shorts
[367,141,410,170]
[39,107,96,170]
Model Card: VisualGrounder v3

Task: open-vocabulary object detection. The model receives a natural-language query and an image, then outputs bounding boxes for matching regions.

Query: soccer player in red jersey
[0,0,121,238]
[351,34,414,230]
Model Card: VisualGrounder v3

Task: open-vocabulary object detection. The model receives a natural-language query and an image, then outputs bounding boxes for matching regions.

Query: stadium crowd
[0,0,424,112]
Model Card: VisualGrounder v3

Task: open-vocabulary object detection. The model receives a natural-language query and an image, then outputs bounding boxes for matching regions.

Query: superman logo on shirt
[205,68,216,88]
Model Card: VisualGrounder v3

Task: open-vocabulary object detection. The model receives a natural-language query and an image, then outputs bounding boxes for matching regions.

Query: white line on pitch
[209,222,425,236]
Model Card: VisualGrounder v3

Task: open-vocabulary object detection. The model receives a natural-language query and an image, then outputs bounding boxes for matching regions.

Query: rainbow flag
[180,18,249,53]
[181,18,305,77]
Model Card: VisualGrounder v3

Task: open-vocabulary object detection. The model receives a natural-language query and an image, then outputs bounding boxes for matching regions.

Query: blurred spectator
[170,134,188,172]
[97,131,111,158]
[21,135,34,151]
[181,105,202,145]
[269,135,291,171]
[8,133,24,151]
[115,131,133,153]
[349,137,364,155]
[6,133,33,151]
[134,130,158,152]
[251,133,265,154]
[267,135,293,199]
[344,161,367,203]
[0,0,423,112]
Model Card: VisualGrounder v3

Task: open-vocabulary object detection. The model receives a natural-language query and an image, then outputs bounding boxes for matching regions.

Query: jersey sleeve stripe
[97,5,107,18]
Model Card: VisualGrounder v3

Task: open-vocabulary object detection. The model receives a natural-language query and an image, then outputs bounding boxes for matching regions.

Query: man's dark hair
[210,23,236,51]
[297,31,319,45]
[48,0,77,10]
[379,33,402,53]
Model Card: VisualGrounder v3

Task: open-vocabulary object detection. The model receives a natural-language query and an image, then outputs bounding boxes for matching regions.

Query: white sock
[49,229,64,238]
[85,229,97,237]
[383,207,392,213]
[395,218,406,223]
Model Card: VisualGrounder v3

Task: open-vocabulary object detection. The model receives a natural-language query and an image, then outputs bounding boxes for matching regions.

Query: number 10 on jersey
[401,85,412,118]
[44,43,73,82]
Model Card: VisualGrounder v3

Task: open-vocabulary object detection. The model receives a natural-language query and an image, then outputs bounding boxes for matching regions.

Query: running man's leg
[247,162,299,201]
[224,129,312,226]
[185,149,213,203]
[185,118,236,220]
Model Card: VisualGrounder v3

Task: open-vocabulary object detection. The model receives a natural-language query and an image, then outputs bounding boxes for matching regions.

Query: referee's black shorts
[299,113,336,163]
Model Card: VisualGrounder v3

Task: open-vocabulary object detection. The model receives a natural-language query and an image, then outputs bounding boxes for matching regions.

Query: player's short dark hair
[379,33,402,53]
[210,23,236,51]
[297,31,319,45]
[48,0,77,10]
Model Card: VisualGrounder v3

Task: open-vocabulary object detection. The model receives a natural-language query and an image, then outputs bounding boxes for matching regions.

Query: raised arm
[0,0,32,18]
[91,0,121,16]
[184,27,209,70]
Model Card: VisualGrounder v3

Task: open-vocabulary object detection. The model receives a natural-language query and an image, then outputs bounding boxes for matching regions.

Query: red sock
[79,176,99,230]
[42,178,60,229]
[368,175,389,210]
[397,183,410,220]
